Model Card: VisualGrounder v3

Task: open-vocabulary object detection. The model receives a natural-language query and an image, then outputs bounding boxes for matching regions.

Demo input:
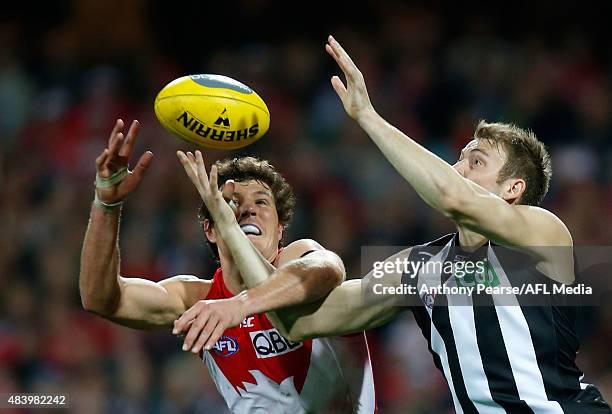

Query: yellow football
[154,74,270,150]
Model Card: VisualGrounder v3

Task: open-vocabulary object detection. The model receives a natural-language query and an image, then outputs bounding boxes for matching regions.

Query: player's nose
[238,202,256,219]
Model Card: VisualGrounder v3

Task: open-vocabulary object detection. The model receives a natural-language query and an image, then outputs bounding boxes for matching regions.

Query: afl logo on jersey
[421,292,436,309]
[212,336,239,357]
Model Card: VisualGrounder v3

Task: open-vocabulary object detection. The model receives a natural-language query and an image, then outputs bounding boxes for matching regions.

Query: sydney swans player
[79,123,375,413]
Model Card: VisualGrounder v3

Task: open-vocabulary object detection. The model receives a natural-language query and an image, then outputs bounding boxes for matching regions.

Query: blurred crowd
[1,1,611,413]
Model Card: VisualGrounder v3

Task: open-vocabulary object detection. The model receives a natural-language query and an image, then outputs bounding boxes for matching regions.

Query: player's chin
[247,234,266,249]
[249,235,273,254]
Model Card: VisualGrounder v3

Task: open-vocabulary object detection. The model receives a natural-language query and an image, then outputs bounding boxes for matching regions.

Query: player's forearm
[214,223,295,333]
[217,224,276,286]
[239,255,343,314]
[231,257,342,339]
[79,204,122,314]
[357,109,470,213]
[218,223,345,335]
[266,279,400,341]
[218,222,344,306]
[221,224,344,302]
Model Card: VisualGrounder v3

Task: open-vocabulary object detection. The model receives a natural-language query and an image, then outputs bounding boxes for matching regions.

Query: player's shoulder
[514,205,573,246]
[423,233,456,247]
[402,233,456,262]
[159,274,211,286]
[281,238,326,259]
[275,238,345,269]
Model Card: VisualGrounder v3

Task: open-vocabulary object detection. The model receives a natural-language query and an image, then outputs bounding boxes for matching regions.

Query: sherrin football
[154,74,270,150]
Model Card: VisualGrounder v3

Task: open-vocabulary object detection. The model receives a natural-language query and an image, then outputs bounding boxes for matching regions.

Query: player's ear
[204,219,217,243]
[277,223,284,243]
[502,178,525,204]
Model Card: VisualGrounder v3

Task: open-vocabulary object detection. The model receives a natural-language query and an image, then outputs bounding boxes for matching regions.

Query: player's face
[220,180,283,261]
[452,139,510,197]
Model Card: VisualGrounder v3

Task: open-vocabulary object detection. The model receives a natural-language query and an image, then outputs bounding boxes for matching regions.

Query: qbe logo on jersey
[249,328,302,359]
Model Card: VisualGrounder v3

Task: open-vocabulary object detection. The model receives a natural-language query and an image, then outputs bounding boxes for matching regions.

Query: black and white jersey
[402,233,610,414]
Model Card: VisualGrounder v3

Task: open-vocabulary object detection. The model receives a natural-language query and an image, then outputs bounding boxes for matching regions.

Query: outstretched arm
[243,247,410,342]
[274,274,405,342]
[325,36,456,216]
[175,244,409,346]
[325,35,572,252]
[80,120,208,329]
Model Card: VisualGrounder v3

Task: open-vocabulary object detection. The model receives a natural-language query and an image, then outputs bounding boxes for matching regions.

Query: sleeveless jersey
[202,268,377,413]
[402,233,610,414]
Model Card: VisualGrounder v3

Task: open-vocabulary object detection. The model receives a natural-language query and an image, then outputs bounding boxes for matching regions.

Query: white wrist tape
[95,167,128,188]
[93,167,128,211]
[93,191,124,212]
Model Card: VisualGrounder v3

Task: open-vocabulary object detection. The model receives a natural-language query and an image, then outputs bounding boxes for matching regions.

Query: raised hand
[95,119,154,204]
[176,150,237,226]
[325,35,375,121]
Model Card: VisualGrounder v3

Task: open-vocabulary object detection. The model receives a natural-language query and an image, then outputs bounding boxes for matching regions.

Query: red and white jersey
[202,268,377,413]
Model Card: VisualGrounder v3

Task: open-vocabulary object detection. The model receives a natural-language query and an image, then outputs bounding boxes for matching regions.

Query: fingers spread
[119,120,140,158]
[130,151,154,183]
[328,35,349,62]
[95,149,109,169]
[177,151,201,190]
[325,43,340,65]
[176,150,187,164]
[186,151,196,163]
[108,119,124,147]
[108,132,124,157]
[327,35,359,81]
[195,151,209,186]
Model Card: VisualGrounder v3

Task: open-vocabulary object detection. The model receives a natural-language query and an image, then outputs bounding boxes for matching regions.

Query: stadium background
[1,1,611,412]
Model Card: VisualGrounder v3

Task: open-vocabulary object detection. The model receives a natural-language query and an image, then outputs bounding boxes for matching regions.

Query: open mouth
[240,224,262,236]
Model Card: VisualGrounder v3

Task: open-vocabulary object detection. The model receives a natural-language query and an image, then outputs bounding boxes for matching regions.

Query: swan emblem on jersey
[237,369,303,411]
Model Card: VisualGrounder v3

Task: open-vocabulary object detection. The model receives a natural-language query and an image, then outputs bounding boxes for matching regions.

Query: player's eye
[256,199,269,206]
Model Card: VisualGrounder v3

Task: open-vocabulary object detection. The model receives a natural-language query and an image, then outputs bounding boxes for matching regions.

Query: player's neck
[218,247,280,295]
[456,226,488,252]
[218,255,246,295]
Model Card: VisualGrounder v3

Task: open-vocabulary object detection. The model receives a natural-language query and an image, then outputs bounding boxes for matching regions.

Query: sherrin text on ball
[154,74,270,150]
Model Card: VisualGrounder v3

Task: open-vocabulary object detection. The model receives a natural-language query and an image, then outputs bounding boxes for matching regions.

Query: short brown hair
[474,120,552,206]
[197,156,295,260]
